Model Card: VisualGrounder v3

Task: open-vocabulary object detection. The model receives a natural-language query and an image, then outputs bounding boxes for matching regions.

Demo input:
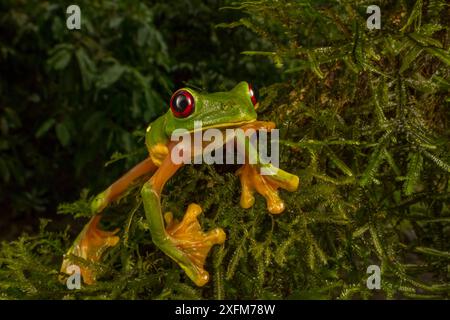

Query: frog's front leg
[141,147,225,287]
[236,123,299,214]
[237,164,298,213]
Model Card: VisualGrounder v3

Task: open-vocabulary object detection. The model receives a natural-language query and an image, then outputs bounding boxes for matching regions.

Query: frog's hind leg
[61,157,157,284]
[60,214,120,284]
[141,153,225,287]
[91,157,158,213]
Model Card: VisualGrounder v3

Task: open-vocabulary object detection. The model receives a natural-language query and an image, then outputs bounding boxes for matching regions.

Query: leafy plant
[1,0,449,299]
[0,0,275,237]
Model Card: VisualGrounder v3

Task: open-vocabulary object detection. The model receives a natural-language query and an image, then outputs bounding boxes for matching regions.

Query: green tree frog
[60,82,299,287]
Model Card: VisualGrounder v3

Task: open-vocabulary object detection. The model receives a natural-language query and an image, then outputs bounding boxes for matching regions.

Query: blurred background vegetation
[0,0,278,239]
[0,0,449,299]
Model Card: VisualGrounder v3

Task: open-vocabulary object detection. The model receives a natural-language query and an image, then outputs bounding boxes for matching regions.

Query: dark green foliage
[1,0,449,299]
[0,0,169,222]
[0,0,275,237]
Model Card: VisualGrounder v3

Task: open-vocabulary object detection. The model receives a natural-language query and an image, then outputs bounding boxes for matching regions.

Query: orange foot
[60,215,119,284]
[237,164,299,214]
[163,203,226,286]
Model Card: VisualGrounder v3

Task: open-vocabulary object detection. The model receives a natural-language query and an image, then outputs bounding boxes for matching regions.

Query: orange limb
[60,215,119,284]
[91,157,158,213]
[61,157,157,284]
[235,122,299,214]
[237,164,299,214]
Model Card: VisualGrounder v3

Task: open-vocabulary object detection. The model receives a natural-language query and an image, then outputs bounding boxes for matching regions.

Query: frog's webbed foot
[161,204,226,287]
[60,215,120,285]
[237,164,299,214]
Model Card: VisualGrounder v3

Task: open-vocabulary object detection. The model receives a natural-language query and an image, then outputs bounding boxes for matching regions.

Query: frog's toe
[239,177,256,209]
[237,164,299,214]
[60,214,119,285]
[162,203,225,287]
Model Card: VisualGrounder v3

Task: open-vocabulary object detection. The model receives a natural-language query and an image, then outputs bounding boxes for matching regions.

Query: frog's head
[164,81,259,134]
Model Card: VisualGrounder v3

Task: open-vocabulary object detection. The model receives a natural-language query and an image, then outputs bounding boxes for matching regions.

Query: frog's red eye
[248,83,259,107]
[170,90,195,118]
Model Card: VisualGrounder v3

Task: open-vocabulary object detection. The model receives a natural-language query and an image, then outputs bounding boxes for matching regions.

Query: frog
[60,81,299,287]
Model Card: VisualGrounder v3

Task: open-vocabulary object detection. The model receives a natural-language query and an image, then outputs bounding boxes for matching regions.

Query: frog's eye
[170,90,195,118]
[248,83,259,107]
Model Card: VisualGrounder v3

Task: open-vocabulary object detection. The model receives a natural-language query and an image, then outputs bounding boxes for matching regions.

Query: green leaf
[83,111,105,133]
[426,47,450,66]
[384,149,401,176]
[307,52,324,79]
[109,16,123,29]
[226,239,246,280]
[75,48,96,90]
[55,122,71,147]
[137,27,148,47]
[215,21,245,29]
[359,147,384,186]
[400,44,423,73]
[96,64,125,89]
[371,80,388,125]
[403,152,423,195]
[415,247,450,259]
[47,49,71,70]
[352,23,365,69]
[369,225,385,258]
[419,23,446,36]
[35,118,56,138]
[422,150,450,172]
[242,51,283,68]
[325,147,353,176]
[401,0,423,32]
[409,32,443,48]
